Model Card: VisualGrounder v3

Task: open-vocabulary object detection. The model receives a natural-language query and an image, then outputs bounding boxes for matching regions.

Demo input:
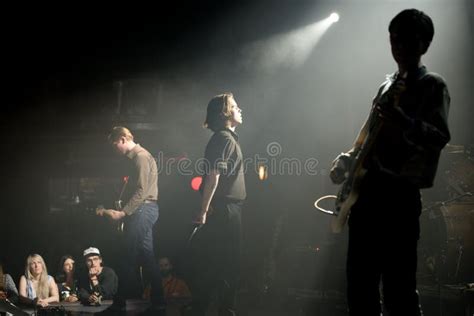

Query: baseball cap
[83,247,101,257]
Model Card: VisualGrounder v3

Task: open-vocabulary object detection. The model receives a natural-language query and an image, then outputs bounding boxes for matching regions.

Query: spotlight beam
[240,12,340,72]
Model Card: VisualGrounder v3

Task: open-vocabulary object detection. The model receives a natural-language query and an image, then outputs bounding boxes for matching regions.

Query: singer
[329,9,450,316]
[189,93,246,316]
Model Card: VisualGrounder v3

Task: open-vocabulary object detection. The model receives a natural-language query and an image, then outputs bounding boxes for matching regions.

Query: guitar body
[329,117,383,234]
[96,200,124,232]
[95,176,129,232]
[315,72,407,233]
[331,165,367,233]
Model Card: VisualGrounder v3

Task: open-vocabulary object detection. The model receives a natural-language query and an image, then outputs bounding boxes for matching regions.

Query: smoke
[238,19,333,73]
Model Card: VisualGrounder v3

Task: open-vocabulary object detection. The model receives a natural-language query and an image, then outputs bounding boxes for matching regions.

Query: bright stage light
[329,12,339,23]
[240,11,340,71]
[258,165,268,181]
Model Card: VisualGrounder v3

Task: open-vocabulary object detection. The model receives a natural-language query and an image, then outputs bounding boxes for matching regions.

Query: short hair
[204,93,234,132]
[389,9,434,47]
[108,126,134,143]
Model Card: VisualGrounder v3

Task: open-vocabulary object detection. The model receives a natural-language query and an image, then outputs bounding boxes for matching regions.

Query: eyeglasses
[87,257,101,262]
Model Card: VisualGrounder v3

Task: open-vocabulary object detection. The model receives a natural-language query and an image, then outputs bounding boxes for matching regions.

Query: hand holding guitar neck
[96,205,126,221]
[389,71,407,107]
[375,71,414,128]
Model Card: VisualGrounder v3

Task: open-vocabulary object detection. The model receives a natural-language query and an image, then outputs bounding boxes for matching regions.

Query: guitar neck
[352,114,385,175]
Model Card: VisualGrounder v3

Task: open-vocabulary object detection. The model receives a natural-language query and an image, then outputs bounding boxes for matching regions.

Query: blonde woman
[18,254,59,307]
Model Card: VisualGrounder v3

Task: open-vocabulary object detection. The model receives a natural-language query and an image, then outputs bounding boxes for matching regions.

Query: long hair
[25,254,50,299]
[204,93,234,132]
[55,255,74,284]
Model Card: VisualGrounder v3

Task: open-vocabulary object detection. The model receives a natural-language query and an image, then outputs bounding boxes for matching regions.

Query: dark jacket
[77,266,118,303]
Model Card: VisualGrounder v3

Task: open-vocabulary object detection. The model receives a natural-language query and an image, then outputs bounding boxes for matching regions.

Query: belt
[144,200,158,204]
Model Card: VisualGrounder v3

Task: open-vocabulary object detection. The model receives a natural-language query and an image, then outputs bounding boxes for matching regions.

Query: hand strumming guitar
[96,208,126,221]
[330,152,356,185]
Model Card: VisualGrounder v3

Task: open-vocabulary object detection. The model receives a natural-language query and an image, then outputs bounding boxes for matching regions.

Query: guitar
[95,176,128,231]
[316,72,407,233]
[96,200,125,232]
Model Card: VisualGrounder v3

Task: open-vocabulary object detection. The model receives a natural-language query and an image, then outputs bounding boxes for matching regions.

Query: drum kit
[418,144,474,285]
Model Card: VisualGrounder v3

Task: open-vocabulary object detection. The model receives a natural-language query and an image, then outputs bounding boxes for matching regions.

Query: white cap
[83,247,101,257]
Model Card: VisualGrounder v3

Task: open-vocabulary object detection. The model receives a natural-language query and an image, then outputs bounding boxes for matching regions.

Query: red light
[123,176,129,183]
[191,176,203,191]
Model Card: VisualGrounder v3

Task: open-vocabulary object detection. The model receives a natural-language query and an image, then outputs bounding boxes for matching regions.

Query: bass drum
[444,149,474,197]
[418,202,474,284]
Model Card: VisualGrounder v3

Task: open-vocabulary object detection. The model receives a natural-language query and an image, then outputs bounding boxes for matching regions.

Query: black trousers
[347,172,423,316]
[189,200,243,316]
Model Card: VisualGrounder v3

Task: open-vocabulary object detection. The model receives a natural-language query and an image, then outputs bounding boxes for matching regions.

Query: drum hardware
[444,144,466,154]
[454,243,463,281]
[419,201,474,285]
[421,192,472,213]
[444,144,474,200]
[447,180,468,197]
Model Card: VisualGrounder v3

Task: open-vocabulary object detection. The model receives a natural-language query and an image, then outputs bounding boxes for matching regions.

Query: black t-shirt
[201,129,246,201]
[77,266,118,302]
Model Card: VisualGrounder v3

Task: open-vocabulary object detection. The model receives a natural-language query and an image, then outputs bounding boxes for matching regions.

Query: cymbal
[445,144,465,154]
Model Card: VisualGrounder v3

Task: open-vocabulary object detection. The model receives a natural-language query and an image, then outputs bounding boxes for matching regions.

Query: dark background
[1,0,473,312]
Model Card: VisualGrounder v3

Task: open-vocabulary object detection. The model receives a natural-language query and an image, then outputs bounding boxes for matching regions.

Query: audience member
[18,254,59,307]
[0,259,19,304]
[55,255,78,302]
[77,247,118,305]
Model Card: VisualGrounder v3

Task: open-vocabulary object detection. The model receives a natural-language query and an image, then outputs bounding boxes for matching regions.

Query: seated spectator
[0,259,19,304]
[159,257,191,302]
[143,257,192,316]
[55,255,78,302]
[18,254,59,307]
[77,247,118,305]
